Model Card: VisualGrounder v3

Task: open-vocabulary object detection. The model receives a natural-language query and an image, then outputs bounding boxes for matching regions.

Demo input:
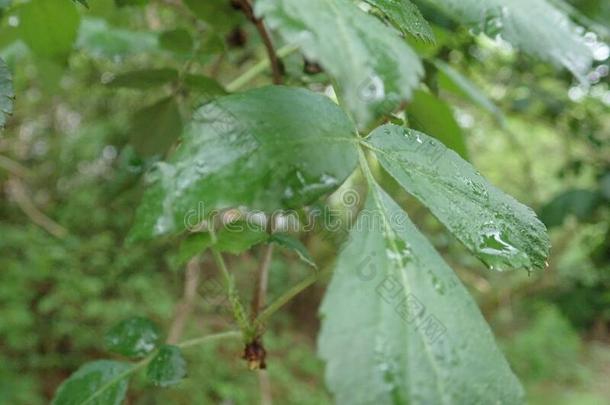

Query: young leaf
[105,317,161,358]
[406,90,468,159]
[318,184,525,404]
[130,97,183,157]
[0,57,13,129]
[106,68,179,89]
[270,233,317,268]
[255,0,423,129]
[130,86,358,241]
[19,0,81,60]
[363,0,435,43]
[421,0,593,78]
[146,345,187,387]
[539,189,602,228]
[51,360,131,405]
[363,124,550,271]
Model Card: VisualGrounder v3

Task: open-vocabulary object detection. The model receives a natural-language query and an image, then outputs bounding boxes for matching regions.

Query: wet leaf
[363,0,435,43]
[319,183,524,404]
[51,360,131,405]
[422,0,593,78]
[255,0,423,129]
[130,86,358,241]
[0,57,13,129]
[146,345,187,387]
[105,317,161,358]
[364,124,550,271]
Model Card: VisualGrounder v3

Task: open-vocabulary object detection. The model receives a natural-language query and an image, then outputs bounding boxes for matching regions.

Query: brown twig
[6,178,68,239]
[167,257,202,344]
[251,244,274,323]
[237,0,283,85]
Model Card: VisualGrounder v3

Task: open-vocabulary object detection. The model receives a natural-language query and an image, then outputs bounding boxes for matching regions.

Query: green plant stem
[226,44,299,92]
[255,269,328,327]
[82,331,241,404]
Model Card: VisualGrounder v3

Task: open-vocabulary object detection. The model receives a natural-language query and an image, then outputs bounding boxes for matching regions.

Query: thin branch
[251,244,274,324]
[167,256,202,344]
[0,155,33,179]
[237,0,283,85]
[6,178,68,239]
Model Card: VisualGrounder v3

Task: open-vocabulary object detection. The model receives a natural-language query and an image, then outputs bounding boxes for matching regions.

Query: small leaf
[256,0,423,129]
[130,86,358,241]
[173,233,214,268]
[19,0,81,60]
[364,0,435,43]
[270,233,316,268]
[105,317,161,358]
[51,360,131,405]
[364,124,550,271]
[539,189,602,228]
[130,97,183,157]
[107,68,179,89]
[433,59,504,122]
[183,0,244,35]
[318,183,525,404]
[406,90,468,159]
[146,345,187,387]
[182,74,227,98]
[159,29,194,54]
[0,57,13,129]
[215,221,269,255]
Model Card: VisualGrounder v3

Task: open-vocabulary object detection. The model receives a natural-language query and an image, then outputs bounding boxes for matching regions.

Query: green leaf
[433,59,504,122]
[363,0,435,43]
[73,0,88,8]
[0,57,13,129]
[107,68,179,89]
[146,345,187,387]
[215,221,269,254]
[130,97,183,157]
[406,90,469,159]
[159,29,194,54]
[130,86,358,241]
[51,360,131,405]
[183,0,243,34]
[19,0,81,60]
[115,0,149,6]
[182,74,227,98]
[319,183,525,404]
[539,189,602,228]
[78,18,159,58]
[105,317,161,358]
[270,233,316,268]
[364,124,550,271]
[173,233,213,268]
[255,0,423,129]
[420,0,593,78]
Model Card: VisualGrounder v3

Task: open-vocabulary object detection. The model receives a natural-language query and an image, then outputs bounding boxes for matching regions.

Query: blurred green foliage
[0,0,608,403]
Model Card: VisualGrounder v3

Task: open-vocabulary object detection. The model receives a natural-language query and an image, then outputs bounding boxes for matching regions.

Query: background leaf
[51,360,131,405]
[318,184,524,404]
[256,0,423,129]
[270,233,317,268]
[105,317,161,358]
[146,345,187,387]
[365,124,550,271]
[0,57,13,129]
[130,97,183,157]
[130,86,358,240]
[19,0,80,60]
[107,68,179,89]
[406,90,469,159]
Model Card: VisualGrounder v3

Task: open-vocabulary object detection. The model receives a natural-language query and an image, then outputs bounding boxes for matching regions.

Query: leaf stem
[226,44,299,92]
